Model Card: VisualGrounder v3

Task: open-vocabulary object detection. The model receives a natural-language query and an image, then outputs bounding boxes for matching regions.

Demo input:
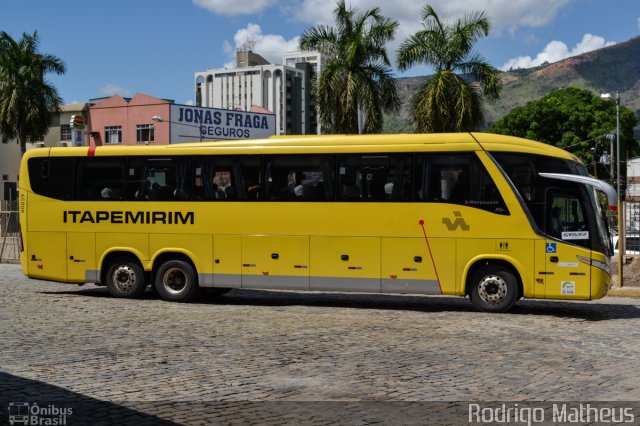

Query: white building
[282,51,326,134]
[195,49,325,135]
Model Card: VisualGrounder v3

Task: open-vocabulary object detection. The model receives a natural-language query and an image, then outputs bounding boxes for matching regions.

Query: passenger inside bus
[213,170,236,199]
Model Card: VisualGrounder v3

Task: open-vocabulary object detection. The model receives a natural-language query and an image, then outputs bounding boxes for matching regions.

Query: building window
[60,124,72,141]
[136,124,155,144]
[105,126,122,144]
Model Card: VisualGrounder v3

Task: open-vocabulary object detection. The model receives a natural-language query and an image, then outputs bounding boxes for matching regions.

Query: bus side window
[195,157,218,201]
[75,158,125,201]
[415,153,508,214]
[387,155,412,201]
[124,157,192,201]
[265,155,332,201]
[233,157,261,201]
[27,157,75,200]
[510,164,536,201]
[337,155,362,201]
[173,158,193,200]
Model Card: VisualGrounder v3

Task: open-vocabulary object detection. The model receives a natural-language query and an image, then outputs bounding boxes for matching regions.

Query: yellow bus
[18,133,616,312]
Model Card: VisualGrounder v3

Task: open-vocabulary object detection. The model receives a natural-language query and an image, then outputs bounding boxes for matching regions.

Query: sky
[1,0,639,106]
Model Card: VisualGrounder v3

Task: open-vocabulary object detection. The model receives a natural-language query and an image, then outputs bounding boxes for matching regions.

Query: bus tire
[105,258,146,299]
[469,265,518,313]
[155,260,199,302]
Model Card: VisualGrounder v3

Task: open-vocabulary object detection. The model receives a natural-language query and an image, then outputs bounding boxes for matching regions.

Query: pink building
[87,93,172,146]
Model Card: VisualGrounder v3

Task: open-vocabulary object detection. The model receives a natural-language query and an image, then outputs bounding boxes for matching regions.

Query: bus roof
[25,132,579,162]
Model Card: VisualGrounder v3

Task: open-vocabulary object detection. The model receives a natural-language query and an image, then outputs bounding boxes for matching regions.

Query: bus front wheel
[105,258,146,298]
[469,265,518,313]
[155,260,199,302]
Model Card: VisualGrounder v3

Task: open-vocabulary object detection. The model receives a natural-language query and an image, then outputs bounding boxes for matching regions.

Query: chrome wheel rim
[112,265,136,293]
[477,274,508,305]
[162,267,187,295]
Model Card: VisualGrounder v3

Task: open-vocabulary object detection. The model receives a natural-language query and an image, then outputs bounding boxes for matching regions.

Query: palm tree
[0,31,66,155]
[396,5,501,132]
[299,0,400,134]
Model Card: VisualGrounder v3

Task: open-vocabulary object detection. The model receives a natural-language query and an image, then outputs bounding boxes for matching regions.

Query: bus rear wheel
[105,258,146,298]
[469,265,518,313]
[155,260,199,302]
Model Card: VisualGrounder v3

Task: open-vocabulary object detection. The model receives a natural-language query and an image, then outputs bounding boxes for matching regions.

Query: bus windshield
[490,151,611,255]
[588,186,613,254]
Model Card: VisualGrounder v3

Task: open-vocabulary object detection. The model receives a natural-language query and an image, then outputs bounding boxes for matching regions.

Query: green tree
[491,87,639,180]
[396,4,501,132]
[0,31,66,155]
[382,112,413,134]
[299,0,400,134]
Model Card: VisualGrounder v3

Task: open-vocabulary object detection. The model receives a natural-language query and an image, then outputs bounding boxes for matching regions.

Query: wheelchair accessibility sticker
[546,243,557,253]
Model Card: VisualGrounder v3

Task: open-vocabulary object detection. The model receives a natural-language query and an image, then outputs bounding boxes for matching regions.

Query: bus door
[544,190,592,299]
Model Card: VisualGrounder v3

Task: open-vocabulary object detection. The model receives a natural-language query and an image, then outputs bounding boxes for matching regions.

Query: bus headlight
[577,255,609,274]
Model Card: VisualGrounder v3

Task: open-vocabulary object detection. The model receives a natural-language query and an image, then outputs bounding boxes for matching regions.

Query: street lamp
[151,115,206,142]
[601,92,623,286]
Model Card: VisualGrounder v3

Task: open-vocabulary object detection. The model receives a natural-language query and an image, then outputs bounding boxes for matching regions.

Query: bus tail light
[18,222,23,252]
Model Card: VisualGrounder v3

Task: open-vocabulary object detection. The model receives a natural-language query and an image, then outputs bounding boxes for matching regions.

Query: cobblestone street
[1,263,640,424]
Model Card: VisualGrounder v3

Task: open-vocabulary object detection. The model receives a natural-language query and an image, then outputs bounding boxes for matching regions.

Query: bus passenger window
[509,165,536,201]
[337,156,361,201]
[266,155,332,201]
[338,154,411,202]
[75,158,125,201]
[27,157,75,200]
[415,153,508,214]
[386,155,412,201]
[234,157,261,201]
[125,157,192,201]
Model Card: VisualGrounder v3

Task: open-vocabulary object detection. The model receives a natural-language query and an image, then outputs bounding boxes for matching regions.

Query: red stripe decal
[419,219,443,295]
[88,145,96,156]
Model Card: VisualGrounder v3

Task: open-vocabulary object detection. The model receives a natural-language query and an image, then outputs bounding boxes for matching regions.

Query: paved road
[1,263,640,425]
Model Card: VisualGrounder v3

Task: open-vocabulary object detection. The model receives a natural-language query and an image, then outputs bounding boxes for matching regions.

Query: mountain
[393,35,640,131]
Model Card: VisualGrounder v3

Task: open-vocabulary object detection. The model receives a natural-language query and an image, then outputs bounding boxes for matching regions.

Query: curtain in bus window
[231,161,246,200]
[415,156,431,201]
[174,158,192,200]
[321,158,335,201]
[389,158,405,201]
[201,159,216,200]
[388,155,411,201]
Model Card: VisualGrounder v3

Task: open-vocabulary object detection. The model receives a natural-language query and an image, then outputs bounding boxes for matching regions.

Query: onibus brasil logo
[8,402,72,425]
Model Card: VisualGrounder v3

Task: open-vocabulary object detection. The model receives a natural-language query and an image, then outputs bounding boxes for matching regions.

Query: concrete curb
[608,287,640,297]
